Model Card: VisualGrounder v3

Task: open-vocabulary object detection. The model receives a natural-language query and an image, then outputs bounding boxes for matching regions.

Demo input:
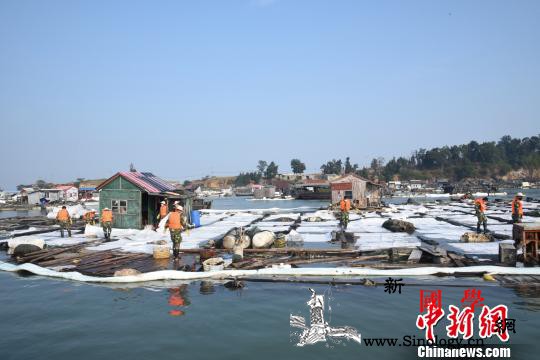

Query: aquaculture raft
[12,245,198,276]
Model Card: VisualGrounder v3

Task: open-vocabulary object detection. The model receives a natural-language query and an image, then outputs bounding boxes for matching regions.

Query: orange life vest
[340,199,351,211]
[474,198,486,212]
[160,204,168,217]
[84,211,95,220]
[168,211,183,230]
[101,209,113,222]
[512,198,523,216]
[57,209,70,221]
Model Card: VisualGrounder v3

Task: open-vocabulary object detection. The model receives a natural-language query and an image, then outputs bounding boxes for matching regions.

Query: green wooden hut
[96,171,193,229]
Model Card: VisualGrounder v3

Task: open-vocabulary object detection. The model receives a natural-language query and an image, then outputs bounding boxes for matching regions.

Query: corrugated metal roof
[97,171,177,194]
[330,173,382,186]
[118,171,176,193]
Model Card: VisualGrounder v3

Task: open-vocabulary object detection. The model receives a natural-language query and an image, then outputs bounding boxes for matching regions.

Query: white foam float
[2,261,540,284]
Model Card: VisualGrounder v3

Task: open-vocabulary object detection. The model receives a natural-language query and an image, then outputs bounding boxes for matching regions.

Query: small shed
[26,190,43,205]
[96,171,194,229]
[330,174,382,208]
[41,189,62,202]
[56,185,79,202]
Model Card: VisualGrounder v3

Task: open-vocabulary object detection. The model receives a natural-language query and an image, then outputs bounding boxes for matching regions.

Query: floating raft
[11,244,198,276]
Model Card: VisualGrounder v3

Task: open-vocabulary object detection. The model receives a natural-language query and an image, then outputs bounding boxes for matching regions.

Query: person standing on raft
[512,192,524,223]
[166,205,187,261]
[56,205,72,238]
[474,197,488,234]
[339,196,351,230]
[101,207,113,240]
[156,200,168,226]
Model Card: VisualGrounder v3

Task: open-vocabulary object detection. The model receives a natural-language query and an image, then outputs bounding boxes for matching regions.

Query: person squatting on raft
[474,197,488,234]
[83,210,96,225]
[512,192,524,223]
[56,205,72,238]
[166,205,188,260]
[101,207,113,240]
[339,196,351,230]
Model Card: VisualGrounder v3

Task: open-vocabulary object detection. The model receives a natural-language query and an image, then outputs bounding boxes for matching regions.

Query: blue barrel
[191,210,201,228]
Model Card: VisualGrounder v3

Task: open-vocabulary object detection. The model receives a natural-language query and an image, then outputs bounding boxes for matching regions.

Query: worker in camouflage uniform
[84,210,96,225]
[166,205,187,260]
[339,196,351,230]
[101,207,113,240]
[56,205,72,238]
[474,197,488,234]
[511,192,524,223]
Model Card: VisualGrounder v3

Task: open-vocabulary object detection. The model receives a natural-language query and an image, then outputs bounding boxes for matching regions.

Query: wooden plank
[419,244,447,257]
[407,249,423,264]
[447,253,466,267]
[76,254,148,272]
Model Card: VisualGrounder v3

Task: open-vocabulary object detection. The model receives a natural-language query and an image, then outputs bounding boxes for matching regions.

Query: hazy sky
[1,0,539,190]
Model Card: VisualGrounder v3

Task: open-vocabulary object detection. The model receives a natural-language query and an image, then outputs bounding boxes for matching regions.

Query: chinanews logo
[416,288,515,342]
[289,285,515,355]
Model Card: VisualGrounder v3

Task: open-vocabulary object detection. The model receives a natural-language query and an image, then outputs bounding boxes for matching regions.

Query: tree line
[375,135,540,181]
[233,135,539,186]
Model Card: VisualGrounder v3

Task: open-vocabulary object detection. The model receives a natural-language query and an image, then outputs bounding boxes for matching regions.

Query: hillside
[357,135,540,182]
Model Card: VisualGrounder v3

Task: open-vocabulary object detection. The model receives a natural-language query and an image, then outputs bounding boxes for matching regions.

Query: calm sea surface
[0,270,539,360]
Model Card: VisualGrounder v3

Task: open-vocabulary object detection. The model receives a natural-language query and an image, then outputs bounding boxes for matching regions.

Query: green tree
[290,159,306,174]
[344,157,358,173]
[74,177,85,188]
[35,179,52,189]
[257,160,268,174]
[321,159,342,174]
[234,172,262,186]
[265,161,279,179]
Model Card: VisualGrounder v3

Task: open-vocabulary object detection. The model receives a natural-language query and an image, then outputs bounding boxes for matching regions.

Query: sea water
[0,271,539,360]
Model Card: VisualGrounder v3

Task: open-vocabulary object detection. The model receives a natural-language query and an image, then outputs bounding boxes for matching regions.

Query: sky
[1,0,539,190]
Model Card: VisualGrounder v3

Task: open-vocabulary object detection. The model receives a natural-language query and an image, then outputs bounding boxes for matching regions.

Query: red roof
[56,185,77,191]
[97,172,176,194]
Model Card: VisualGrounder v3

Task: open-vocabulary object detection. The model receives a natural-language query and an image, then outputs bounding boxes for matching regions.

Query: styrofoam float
[252,231,275,248]
[2,261,540,284]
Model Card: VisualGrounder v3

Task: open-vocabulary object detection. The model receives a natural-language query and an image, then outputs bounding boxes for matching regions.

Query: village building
[387,181,402,190]
[293,179,331,200]
[277,173,341,182]
[40,189,63,202]
[19,188,41,205]
[409,179,426,190]
[234,183,262,196]
[56,185,79,202]
[277,173,320,181]
[254,185,276,199]
[78,179,105,200]
[270,179,291,195]
[96,171,194,229]
[330,174,382,208]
